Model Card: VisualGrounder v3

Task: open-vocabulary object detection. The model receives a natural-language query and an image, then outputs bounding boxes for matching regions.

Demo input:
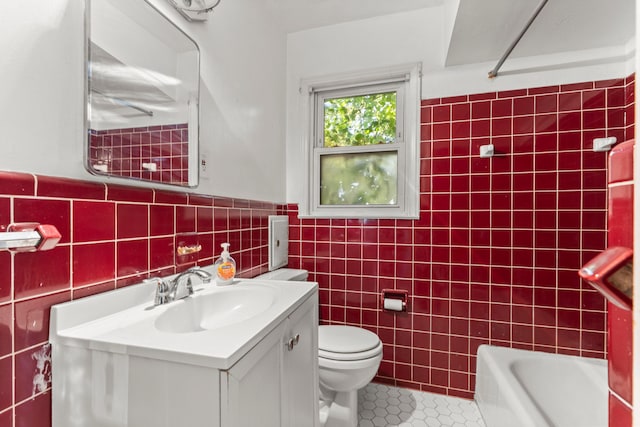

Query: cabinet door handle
[286,334,301,351]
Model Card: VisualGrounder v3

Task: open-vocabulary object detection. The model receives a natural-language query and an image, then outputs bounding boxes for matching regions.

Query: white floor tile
[357,383,486,427]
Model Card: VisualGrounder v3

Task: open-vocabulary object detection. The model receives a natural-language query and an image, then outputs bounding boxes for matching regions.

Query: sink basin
[154,285,277,333]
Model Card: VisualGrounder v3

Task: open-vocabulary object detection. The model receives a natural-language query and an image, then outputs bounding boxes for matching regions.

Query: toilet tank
[256,268,309,281]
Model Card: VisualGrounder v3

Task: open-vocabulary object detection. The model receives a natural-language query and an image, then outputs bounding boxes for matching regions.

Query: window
[300,63,421,219]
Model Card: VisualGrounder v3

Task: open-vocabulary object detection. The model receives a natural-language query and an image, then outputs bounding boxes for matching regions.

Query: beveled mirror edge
[83,0,201,189]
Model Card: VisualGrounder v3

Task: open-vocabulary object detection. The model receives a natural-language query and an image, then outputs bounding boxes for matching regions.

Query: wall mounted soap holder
[579,246,633,310]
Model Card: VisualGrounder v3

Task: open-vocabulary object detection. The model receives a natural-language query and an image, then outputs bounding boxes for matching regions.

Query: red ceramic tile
[583,89,606,109]
[528,85,559,95]
[0,356,11,411]
[73,201,115,242]
[0,171,35,196]
[14,291,70,351]
[441,95,467,104]
[14,246,70,299]
[609,139,634,183]
[535,113,558,133]
[512,115,534,134]
[513,96,534,115]
[560,81,593,91]
[14,391,51,427]
[117,239,148,277]
[432,105,450,122]
[107,184,153,203]
[37,175,105,200]
[14,198,71,244]
[608,303,633,404]
[154,189,188,205]
[150,205,175,236]
[73,242,115,286]
[0,407,11,427]
[0,304,11,357]
[117,204,148,239]
[0,197,8,231]
[0,252,10,303]
[451,103,470,121]
[176,206,196,233]
[491,99,512,117]
[471,119,490,137]
[607,87,626,107]
[471,101,490,119]
[609,392,632,427]
[558,92,582,111]
[469,92,496,101]
[535,94,558,113]
[196,207,213,233]
[73,281,117,299]
[583,107,606,131]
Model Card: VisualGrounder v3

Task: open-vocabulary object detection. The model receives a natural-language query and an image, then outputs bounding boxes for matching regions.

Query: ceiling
[446,0,636,66]
[262,0,635,66]
[263,0,443,34]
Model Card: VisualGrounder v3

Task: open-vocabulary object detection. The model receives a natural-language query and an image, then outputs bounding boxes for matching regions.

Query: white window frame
[299,63,422,219]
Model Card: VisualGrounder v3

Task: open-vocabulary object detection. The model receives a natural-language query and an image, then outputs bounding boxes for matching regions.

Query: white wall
[285,4,634,204]
[0,0,288,202]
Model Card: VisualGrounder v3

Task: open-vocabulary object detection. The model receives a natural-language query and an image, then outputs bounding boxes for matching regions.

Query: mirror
[86,0,200,187]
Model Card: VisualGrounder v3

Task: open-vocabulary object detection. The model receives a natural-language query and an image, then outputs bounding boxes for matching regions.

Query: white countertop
[50,270,317,370]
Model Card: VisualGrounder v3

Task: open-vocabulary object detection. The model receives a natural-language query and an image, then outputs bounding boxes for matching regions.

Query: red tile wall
[89,123,189,185]
[607,139,635,426]
[289,75,635,398]
[0,172,284,426]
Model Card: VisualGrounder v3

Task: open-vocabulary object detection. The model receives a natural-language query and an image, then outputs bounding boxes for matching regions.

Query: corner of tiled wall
[289,75,634,399]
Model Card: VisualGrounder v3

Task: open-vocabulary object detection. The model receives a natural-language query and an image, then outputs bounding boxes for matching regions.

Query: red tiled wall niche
[0,172,284,426]
[289,75,635,397]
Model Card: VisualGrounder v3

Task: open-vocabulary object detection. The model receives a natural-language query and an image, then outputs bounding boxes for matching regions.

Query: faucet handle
[145,277,171,306]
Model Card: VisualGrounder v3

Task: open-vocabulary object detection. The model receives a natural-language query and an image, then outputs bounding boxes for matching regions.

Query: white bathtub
[475,345,608,427]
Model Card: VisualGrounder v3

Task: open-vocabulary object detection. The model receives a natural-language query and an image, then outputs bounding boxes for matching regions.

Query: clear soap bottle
[214,242,236,285]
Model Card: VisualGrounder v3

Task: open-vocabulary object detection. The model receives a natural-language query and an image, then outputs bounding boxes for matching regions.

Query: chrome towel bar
[0,222,62,252]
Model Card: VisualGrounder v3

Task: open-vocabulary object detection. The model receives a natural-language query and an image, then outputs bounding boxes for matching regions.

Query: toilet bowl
[318,325,383,427]
[256,268,383,427]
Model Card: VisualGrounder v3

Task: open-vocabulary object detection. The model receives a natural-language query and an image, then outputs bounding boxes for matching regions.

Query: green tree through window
[323,92,396,147]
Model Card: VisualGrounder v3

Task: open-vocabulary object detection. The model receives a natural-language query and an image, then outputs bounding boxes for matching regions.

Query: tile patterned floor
[357,383,486,427]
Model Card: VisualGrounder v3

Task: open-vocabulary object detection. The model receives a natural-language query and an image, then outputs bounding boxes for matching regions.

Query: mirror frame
[84,0,200,188]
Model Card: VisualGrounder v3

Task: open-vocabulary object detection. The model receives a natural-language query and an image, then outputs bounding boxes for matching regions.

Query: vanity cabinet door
[221,322,286,427]
[282,294,319,427]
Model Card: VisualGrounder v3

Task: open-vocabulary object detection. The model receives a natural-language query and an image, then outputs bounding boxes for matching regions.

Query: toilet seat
[319,325,382,361]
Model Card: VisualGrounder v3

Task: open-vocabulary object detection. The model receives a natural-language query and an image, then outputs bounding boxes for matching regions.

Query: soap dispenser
[214,242,236,285]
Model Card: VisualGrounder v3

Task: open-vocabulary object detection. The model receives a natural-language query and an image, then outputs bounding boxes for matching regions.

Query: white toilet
[257,268,383,427]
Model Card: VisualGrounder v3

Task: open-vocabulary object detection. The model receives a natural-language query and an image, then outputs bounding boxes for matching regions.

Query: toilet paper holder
[381,289,408,312]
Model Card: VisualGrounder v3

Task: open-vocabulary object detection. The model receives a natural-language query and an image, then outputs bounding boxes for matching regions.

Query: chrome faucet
[148,267,213,306]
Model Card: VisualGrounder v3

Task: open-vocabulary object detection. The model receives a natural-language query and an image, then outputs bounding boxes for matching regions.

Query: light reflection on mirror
[86,0,200,187]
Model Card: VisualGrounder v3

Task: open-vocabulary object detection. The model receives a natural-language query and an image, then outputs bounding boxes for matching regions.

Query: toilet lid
[319,325,381,354]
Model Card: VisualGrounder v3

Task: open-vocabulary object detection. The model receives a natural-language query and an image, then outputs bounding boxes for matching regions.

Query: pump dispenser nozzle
[221,242,230,260]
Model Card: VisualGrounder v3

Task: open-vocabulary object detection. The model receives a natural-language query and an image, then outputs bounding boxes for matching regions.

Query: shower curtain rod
[488,0,549,79]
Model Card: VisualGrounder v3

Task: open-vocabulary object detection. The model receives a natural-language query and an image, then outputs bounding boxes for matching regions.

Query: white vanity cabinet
[50,277,319,427]
[221,294,319,427]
